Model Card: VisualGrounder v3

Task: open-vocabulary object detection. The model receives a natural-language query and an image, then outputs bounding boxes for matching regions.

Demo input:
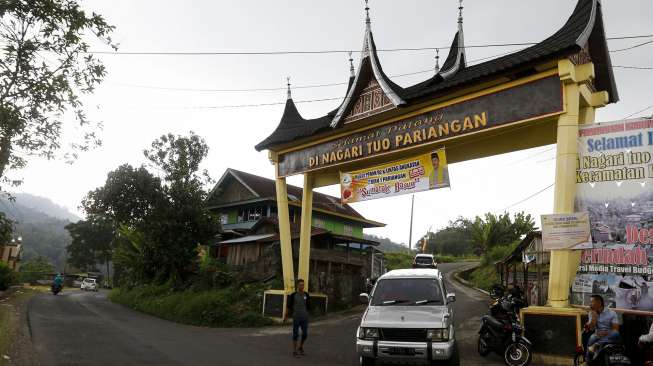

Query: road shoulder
[0,287,39,366]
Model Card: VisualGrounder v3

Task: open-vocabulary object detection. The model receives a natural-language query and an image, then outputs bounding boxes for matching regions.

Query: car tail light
[575,345,584,354]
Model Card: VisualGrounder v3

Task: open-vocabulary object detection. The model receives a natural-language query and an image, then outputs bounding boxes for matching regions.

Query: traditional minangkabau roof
[207,168,385,228]
[255,0,617,152]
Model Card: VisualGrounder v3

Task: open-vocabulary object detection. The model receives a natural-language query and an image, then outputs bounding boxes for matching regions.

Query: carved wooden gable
[343,75,394,124]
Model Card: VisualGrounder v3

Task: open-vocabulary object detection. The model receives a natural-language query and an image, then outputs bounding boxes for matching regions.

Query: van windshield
[414,257,433,264]
[371,278,443,306]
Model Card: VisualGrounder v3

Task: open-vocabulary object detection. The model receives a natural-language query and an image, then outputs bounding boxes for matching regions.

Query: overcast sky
[11,0,653,246]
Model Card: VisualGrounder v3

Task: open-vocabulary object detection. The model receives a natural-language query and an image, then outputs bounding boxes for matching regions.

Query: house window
[237,206,264,222]
[220,214,229,225]
[314,217,326,229]
[343,224,354,236]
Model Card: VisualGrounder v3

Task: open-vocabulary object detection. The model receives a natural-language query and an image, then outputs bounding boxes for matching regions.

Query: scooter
[477,285,532,366]
[51,283,62,295]
[573,329,631,366]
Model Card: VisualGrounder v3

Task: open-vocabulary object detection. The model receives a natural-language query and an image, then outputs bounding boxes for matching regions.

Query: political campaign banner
[340,149,449,203]
[541,213,591,250]
[571,118,653,313]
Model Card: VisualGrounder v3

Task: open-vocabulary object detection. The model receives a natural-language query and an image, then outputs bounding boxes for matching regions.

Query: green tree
[19,255,54,283]
[65,216,114,272]
[83,132,220,284]
[0,0,115,189]
[468,212,535,255]
[0,211,14,244]
[82,164,165,226]
[424,218,474,256]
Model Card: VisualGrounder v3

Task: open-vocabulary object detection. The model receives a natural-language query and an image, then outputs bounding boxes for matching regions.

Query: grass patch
[436,254,480,263]
[468,265,500,291]
[0,288,39,365]
[109,283,274,328]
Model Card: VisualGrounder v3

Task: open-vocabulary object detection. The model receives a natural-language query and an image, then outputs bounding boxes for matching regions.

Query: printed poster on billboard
[571,118,653,313]
[541,212,591,250]
[340,149,449,203]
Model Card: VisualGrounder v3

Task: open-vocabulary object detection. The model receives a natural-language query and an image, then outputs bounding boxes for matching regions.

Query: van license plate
[608,354,630,364]
[389,348,415,356]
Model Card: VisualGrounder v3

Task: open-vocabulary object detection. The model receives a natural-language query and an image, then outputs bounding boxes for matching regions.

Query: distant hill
[10,193,80,222]
[1,193,78,271]
[364,234,408,253]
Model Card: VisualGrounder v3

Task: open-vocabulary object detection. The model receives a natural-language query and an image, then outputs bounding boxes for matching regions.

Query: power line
[610,39,653,53]
[110,49,520,93]
[501,183,554,212]
[85,34,653,56]
[623,104,653,119]
[108,60,653,95]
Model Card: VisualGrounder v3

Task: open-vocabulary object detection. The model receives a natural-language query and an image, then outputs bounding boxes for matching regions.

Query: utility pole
[408,194,415,251]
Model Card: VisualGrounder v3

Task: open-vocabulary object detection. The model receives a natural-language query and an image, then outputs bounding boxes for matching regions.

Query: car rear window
[85,279,96,283]
[415,257,433,264]
[371,278,443,306]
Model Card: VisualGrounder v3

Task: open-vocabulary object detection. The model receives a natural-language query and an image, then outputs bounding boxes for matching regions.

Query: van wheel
[360,356,375,366]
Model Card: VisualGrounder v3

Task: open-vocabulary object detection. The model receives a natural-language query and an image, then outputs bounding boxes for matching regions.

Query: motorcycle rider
[585,294,620,359]
[52,273,64,292]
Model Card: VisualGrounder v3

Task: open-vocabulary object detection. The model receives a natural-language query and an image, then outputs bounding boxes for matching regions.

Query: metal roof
[219,234,275,244]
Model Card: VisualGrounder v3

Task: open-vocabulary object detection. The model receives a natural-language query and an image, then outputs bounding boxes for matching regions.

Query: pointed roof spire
[438,0,467,79]
[434,48,440,73]
[286,76,291,100]
[365,0,371,28]
[348,52,355,77]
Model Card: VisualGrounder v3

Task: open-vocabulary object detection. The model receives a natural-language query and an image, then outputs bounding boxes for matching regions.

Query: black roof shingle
[255,0,616,152]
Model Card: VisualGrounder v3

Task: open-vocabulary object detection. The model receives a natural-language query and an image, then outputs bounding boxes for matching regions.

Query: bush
[0,263,16,291]
[468,265,500,291]
[384,252,414,270]
[109,283,273,327]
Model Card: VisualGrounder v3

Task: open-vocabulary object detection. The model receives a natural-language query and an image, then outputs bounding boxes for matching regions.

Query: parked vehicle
[477,284,532,366]
[81,278,98,292]
[356,268,459,366]
[574,328,632,366]
[412,254,437,269]
[51,283,62,295]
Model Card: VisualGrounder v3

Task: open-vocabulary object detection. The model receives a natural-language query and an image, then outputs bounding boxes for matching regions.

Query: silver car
[356,268,459,366]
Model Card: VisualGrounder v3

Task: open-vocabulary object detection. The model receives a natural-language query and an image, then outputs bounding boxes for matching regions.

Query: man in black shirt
[287,279,311,357]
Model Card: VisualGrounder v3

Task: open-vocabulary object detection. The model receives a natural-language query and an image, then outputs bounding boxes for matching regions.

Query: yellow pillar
[548,60,598,308]
[298,173,314,290]
[275,175,296,294]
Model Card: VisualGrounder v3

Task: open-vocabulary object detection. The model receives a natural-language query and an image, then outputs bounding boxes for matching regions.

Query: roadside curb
[451,263,490,296]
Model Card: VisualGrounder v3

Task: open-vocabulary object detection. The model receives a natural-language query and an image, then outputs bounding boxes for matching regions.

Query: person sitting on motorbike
[640,320,653,346]
[585,294,620,359]
[52,273,64,289]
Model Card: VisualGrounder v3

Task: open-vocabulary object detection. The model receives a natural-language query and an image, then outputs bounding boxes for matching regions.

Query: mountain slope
[1,193,77,271]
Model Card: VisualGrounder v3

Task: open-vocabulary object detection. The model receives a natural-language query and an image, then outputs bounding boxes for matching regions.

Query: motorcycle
[51,283,62,295]
[477,285,532,366]
[573,329,631,366]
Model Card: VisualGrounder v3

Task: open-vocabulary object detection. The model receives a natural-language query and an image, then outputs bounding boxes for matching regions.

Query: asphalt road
[28,262,504,366]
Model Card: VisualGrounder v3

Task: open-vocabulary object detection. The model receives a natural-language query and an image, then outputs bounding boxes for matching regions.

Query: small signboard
[541,212,591,250]
[339,149,449,203]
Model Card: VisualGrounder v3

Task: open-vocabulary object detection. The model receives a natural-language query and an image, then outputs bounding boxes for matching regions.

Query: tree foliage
[424,218,474,256]
[19,255,54,283]
[82,132,220,285]
[467,212,535,255]
[0,211,14,244]
[65,216,113,271]
[0,0,115,188]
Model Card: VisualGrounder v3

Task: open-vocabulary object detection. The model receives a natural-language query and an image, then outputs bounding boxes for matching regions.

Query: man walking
[287,279,311,357]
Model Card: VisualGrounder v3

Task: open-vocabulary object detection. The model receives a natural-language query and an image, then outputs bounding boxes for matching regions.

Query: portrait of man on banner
[429,151,450,190]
